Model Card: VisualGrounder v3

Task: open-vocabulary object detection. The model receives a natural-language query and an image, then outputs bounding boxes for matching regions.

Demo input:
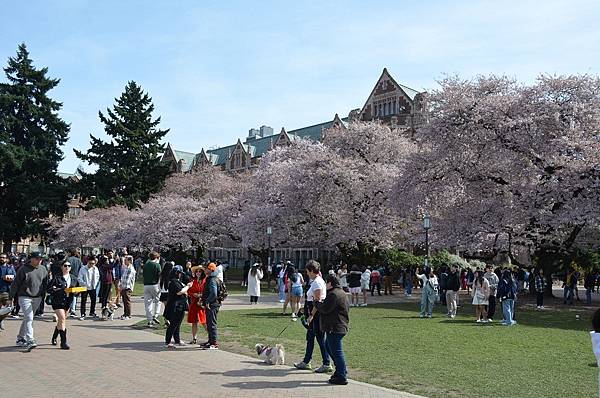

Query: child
[592,308,600,397]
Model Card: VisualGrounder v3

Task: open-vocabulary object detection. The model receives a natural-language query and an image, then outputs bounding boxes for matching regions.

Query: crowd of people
[1,249,598,388]
[0,250,228,352]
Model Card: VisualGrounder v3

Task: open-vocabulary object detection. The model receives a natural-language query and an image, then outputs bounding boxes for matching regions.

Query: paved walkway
[0,294,424,398]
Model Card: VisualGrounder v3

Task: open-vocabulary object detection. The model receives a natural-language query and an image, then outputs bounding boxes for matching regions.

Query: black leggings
[250,296,259,303]
[99,282,112,308]
[166,310,185,344]
[536,292,544,307]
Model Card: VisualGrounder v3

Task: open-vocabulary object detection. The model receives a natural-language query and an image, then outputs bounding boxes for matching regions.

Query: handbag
[45,294,52,306]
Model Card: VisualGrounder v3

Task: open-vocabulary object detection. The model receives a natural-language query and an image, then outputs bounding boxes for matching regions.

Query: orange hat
[207,263,217,272]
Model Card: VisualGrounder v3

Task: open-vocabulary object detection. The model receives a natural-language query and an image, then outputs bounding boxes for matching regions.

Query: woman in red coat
[187,266,207,344]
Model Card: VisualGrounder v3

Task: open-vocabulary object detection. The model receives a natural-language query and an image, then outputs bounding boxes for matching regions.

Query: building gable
[359,68,422,126]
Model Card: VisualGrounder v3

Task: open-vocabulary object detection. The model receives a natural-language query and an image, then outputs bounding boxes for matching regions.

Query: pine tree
[0,43,70,251]
[75,81,170,209]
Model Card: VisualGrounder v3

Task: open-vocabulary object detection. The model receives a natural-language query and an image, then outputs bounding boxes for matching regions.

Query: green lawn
[135,301,597,398]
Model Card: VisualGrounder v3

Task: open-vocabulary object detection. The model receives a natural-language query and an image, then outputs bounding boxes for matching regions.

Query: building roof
[173,150,196,171]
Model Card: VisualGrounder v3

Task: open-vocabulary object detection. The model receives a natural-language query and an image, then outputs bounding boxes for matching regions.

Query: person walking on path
[347,265,362,307]
[472,270,490,323]
[242,261,250,287]
[370,267,381,296]
[119,256,136,320]
[287,266,304,320]
[47,260,74,349]
[534,268,547,309]
[201,263,222,350]
[66,249,82,318]
[294,260,332,373]
[78,257,99,319]
[497,269,517,326]
[445,264,460,318]
[0,253,16,330]
[10,252,48,351]
[107,251,122,308]
[164,265,192,349]
[247,263,263,304]
[143,252,162,327]
[416,267,438,318]
[404,268,414,297]
[187,266,207,344]
[483,265,499,321]
[315,274,349,385]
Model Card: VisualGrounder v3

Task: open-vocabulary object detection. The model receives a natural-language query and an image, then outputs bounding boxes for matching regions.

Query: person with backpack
[415,267,438,318]
[201,262,224,350]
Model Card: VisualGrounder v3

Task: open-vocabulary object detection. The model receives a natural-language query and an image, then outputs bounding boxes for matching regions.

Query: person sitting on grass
[590,308,600,396]
[415,267,438,318]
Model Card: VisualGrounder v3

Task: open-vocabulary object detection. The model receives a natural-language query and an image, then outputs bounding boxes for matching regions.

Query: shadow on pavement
[202,367,296,378]
[89,341,169,352]
[221,380,326,390]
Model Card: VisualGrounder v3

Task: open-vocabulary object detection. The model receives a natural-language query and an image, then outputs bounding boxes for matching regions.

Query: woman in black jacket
[164,265,192,349]
[315,274,349,385]
[47,261,73,349]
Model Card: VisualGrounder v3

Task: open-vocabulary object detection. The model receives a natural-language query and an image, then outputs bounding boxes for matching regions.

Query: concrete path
[0,294,424,398]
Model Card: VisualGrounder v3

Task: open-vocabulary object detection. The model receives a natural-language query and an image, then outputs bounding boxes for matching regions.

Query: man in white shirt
[78,257,100,320]
[293,260,332,374]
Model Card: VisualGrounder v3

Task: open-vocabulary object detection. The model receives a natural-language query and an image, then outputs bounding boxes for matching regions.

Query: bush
[430,250,454,268]
[468,259,487,269]
[385,249,423,270]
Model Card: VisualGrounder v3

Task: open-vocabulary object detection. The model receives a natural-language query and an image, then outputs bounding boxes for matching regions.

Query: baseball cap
[29,251,44,259]
[172,265,184,273]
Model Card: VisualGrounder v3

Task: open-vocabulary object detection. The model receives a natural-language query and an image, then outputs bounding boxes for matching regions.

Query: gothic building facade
[160,68,425,267]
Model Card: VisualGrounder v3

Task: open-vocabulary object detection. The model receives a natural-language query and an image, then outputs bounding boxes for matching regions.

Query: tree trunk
[2,237,13,254]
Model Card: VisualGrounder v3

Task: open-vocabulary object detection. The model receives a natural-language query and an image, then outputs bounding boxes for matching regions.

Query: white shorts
[349,287,362,295]
[361,283,370,291]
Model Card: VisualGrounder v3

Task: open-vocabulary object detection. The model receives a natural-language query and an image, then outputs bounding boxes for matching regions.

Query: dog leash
[275,324,290,338]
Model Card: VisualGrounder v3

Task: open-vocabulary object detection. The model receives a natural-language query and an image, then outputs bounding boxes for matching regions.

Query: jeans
[536,292,544,307]
[80,289,97,316]
[165,310,184,344]
[587,288,593,305]
[17,296,42,342]
[446,291,458,316]
[405,279,413,295]
[206,304,220,344]
[303,310,330,366]
[501,299,515,324]
[325,332,347,380]
[143,284,161,321]
[487,295,496,319]
[420,291,435,316]
[278,277,286,301]
[35,292,45,315]
[69,294,78,314]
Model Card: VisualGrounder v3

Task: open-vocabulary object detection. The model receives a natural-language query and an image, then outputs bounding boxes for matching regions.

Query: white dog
[255,343,285,365]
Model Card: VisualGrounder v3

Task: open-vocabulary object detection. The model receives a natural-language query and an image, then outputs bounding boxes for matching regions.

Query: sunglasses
[62,264,71,268]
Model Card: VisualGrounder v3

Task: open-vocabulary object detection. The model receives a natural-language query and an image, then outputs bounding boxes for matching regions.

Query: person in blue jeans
[497,269,517,326]
[294,260,331,373]
[404,268,413,296]
[315,274,349,385]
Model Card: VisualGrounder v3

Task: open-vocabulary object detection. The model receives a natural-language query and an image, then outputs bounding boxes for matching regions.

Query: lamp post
[423,214,431,267]
[266,226,273,271]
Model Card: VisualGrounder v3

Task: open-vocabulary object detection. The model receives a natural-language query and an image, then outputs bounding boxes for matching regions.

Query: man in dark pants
[201,263,221,350]
[484,265,499,321]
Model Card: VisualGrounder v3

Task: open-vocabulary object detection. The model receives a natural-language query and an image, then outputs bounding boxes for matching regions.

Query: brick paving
[0,294,424,398]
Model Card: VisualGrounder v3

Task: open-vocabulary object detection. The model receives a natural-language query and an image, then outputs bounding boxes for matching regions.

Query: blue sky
[2,0,599,172]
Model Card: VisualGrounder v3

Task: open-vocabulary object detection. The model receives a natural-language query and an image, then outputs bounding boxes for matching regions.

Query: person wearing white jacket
[78,257,100,320]
[591,309,600,398]
[247,263,263,304]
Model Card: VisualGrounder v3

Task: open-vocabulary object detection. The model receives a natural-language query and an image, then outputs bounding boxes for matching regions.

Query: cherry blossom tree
[397,74,600,272]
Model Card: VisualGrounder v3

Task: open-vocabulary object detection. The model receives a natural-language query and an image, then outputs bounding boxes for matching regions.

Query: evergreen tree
[0,43,70,251]
[75,81,170,209]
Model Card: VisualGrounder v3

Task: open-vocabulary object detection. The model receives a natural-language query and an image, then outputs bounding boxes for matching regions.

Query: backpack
[216,278,228,303]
